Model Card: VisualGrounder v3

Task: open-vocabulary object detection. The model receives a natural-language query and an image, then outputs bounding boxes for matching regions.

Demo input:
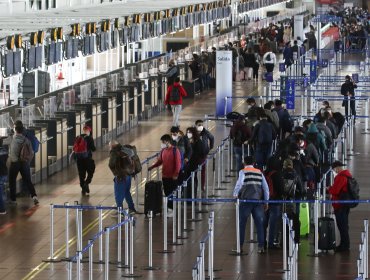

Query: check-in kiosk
[90,96,114,144]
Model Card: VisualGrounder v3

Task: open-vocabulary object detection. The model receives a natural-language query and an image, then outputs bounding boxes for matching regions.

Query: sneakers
[167,209,173,218]
[128,208,137,215]
[0,210,6,215]
[84,184,90,194]
[33,196,39,205]
[257,247,265,254]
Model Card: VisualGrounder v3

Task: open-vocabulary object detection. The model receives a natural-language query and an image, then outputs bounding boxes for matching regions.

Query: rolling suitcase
[299,203,310,236]
[318,217,336,251]
[144,180,163,216]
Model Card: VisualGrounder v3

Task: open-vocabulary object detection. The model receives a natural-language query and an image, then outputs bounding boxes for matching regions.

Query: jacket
[199,129,214,155]
[341,81,357,96]
[304,142,319,167]
[80,134,96,159]
[233,166,269,200]
[166,66,179,85]
[230,120,252,147]
[9,134,26,163]
[328,169,351,210]
[185,139,204,172]
[306,123,327,152]
[316,122,333,147]
[151,146,182,179]
[250,119,275,146]
[264,109,280,131]
[265,169,284,200]
[165,83,187,105]
[172,135,192,163]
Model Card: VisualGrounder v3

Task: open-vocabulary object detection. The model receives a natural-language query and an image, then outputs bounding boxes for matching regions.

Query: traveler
[243,48,256,80]
[170,126,192,169]
[149,134,181,213]
[328,161,352,252]
[109,140,137,215]
[230,115,252,171]
[8,121,39,205]
[264,101,280,132]
[249,112,276,169]
[166,59,179,86]
[165,77,188,127]
[283,42,293,67]
[189,54,203,92]
[340,75,357,120]
[195,120,214,192]
[73,125,96,195]
[273,99,294,137]
[233,156,269,253]
[0,138,8,214]
[262,48,277,74]
[246,97,259,120]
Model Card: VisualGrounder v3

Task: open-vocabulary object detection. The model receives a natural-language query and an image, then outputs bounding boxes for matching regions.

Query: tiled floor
[0,58,369,280]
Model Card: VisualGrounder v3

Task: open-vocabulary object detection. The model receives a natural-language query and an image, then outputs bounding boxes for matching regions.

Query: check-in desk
[26,126,46,184]
[178,63,187,81]
[74,102,102,148]
[158,73,167,112]
[104,90,129,136]
[121,84,138,129]
[128,80,145,121]
[33,119,65,176]
[90,96,114,144]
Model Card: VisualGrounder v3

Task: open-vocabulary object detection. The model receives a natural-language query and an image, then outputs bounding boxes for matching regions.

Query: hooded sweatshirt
[306,123,327,152]
[328,169,351,210]
[165,82,187,106]
[9,134,26,163]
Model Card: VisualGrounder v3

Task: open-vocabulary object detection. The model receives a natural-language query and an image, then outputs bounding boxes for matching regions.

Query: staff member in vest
[340,75,357,121]
[233,156,269,253]
[328,160,352,252]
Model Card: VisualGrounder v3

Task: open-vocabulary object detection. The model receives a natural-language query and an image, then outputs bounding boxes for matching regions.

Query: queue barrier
[357,220,369,280]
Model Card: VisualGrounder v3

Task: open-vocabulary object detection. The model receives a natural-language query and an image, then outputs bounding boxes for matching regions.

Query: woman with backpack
[164,77,187,127]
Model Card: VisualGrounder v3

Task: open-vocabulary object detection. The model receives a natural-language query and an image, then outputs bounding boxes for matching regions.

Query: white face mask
[160,143,167,149]
[172,135,179,141]
[187,133,193,139]
[197,126,203,132]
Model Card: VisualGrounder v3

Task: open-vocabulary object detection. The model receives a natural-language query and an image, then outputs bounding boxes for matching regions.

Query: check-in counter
[122,84,138,128]
[74,102,102,148]
[52,114,73,168]
[55,111,79,158]
[33,119,63,176]
[178,63,186,81]
[128,81,146,120]
[90,96,114,144]
[158,74,167,112]
[104,90,129,136]
[24,126,44,184]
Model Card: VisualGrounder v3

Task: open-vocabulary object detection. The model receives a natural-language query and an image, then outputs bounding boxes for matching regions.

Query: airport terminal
[0,0,369,279]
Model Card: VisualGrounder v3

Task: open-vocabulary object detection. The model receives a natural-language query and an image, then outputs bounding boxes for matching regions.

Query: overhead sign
[216,51,232,116]
[286,79,295,110]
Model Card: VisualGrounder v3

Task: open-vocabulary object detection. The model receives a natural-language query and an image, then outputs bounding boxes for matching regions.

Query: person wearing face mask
[194,120,214,193]
[327,161,353,252]
[184,127,204,199]
[170,126,192,171]
[74,125,96,195]
[341,75,357,121]
[148,134,181,213]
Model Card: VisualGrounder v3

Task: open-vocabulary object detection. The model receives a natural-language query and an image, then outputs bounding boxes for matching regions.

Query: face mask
[172,135,179,141]
[160,143,167,149]
[187,133,193,139]
[197,126,203,132]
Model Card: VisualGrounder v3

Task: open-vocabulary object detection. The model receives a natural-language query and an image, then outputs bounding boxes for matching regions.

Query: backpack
[340,175,360,208]
[226,111,243,120]
[257,120,273,145]
[233,129,245,146]
[19,137,35,163]
[73,136,89,159]
[333,112,345,133]
[282,177,297,199]
[122,144,142,176]
[265,170,277,199]
[280,110,294,133]
[24,130,39,154]
[170,86,181,102]
[266,53,271,61]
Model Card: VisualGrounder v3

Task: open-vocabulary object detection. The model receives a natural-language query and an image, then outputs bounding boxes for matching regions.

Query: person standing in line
[328,161,352,252]
[74,125,96,195]
[262,48,277,75]
[233,156,269,253]
[164,77,187,128]
[340,75,357,121]
[0,137,8,214]
[8,121,39,205]
[108,140,137,215]
[230,115,252,172]
[195,120,214,194]
[148,134,181,216]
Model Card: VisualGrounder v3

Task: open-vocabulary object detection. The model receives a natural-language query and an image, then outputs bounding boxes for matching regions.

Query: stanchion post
[88,239,93,280]
[67,260,73,280]
[314,196,319,255]
[104,227,110,280]
[143,211,160,270]
[65,202,70,260]
[77,251,82,280]
[365,219,369,279]
[231,199,243,255]
[208,212,214,280]
[191,172,196,220]
[122,217,142,278]
[283,214,287,272]
[116,207,122,265]
[43,204,60,262]
[135,175,139,209]
[96,205,104,264]
[158,196,174,253]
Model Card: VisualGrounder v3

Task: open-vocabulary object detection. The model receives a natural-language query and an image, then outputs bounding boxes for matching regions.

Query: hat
[283,159,294,169]
[83,125,92,132]
[331,161,345,169]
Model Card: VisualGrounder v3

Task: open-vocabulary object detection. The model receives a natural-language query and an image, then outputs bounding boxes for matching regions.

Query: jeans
[171,105,182,127]
[8,161,37,201]
[162,177,178,209]
[77,158,95,188]
[201,73,210,89]
[343,97,356,119]
[0,175,7,212]
[114,176,135,210]
[335,207,350,249]
[233,146,243,172]
[239,202,265,248]
[266,204,281,246]
[255,144,272,170]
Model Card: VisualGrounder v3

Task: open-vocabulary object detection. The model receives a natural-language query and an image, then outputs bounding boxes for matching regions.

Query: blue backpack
[24,130,40,153]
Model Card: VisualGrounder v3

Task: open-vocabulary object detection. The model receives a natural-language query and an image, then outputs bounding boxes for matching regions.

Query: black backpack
[281,110,294,133]
[340,175,360,208]
[283,177,297,199]
[170,86,181,102]
[266,53,271,61]
[257,120,273,145]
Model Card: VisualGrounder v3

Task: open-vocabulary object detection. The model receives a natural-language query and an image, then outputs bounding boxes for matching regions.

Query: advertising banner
[216,51,232,116]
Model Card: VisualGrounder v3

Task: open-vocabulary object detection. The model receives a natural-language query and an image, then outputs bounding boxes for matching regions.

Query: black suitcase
[144,180,163,216]
[318,217,336,251]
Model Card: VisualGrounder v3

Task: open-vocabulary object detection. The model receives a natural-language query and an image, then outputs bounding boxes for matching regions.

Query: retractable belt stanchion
[209,156,219,198]
[118,213,130,267]
[104,227,110,280]
[177,188,188,239]
[197,164,208,214]
[88,239,93,280]
[231,199,245,256]
[158,196,174,254]
[95,205,104,264]
[221,140,230,184]
[143,211,160,270]
[63,202,70,261]
[215,147,227,191]
[110,207,123,265]
[189,172,201,222]
[43,204,60,262]
[76,251,82,280]
[122,217,142,278]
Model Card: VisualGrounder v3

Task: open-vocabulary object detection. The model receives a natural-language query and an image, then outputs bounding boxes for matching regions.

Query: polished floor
[0,59,369,280]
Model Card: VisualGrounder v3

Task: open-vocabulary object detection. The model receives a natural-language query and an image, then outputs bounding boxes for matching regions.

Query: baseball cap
[83,125,92,132]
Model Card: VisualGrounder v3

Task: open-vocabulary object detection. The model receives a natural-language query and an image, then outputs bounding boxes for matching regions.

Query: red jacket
[151,146,182,179]
[165,82,187,105]
[328,169,351,210]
